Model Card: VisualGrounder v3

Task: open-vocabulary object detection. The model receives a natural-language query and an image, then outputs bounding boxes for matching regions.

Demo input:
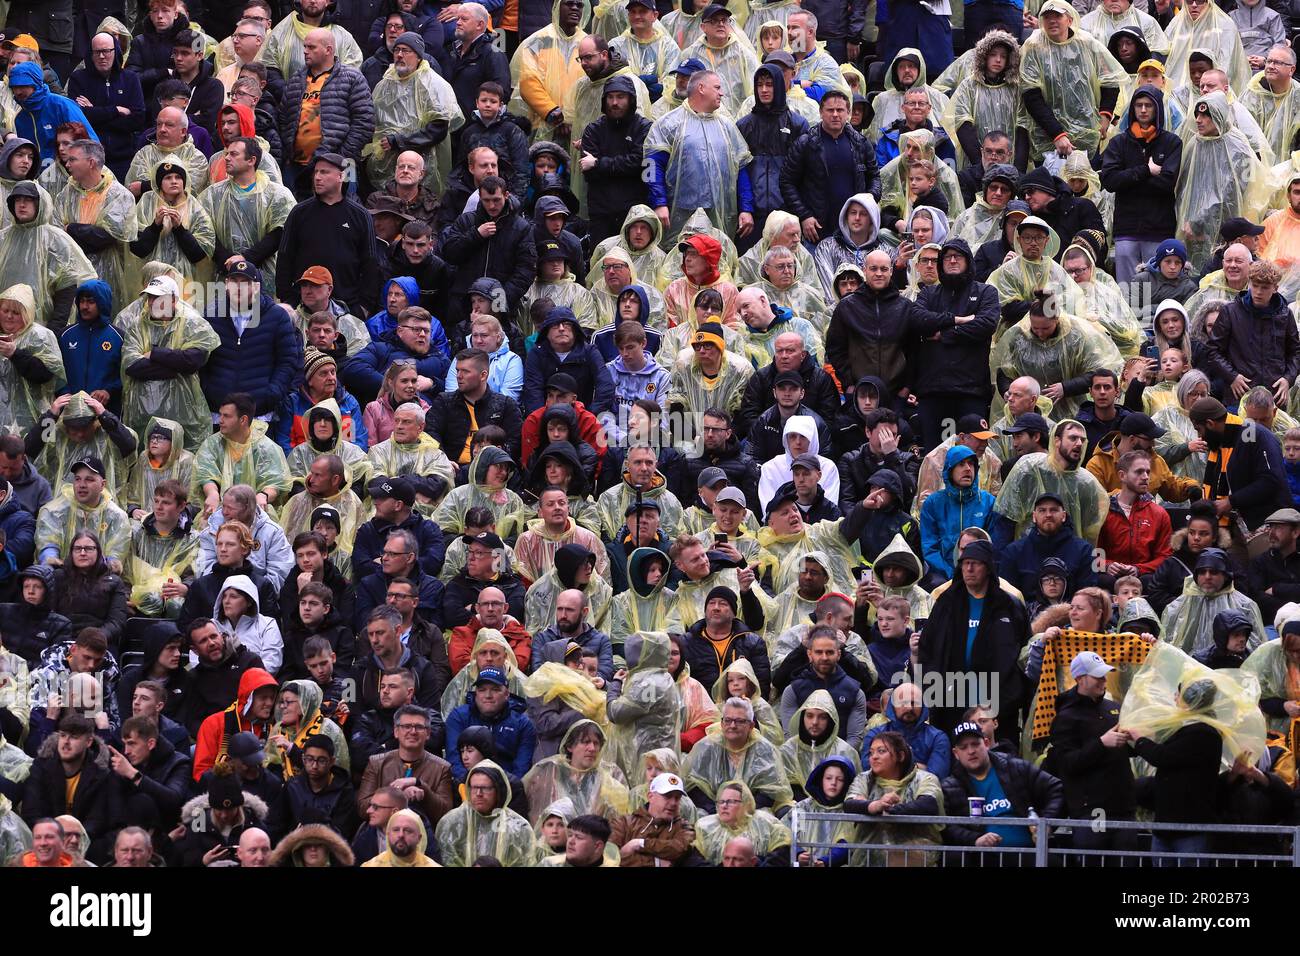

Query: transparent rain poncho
[35,485,132,566]
[596,471,685,539]
[609,23,682,105]
[1061,149,1114,238]
[434,447,525,534]
[755,516,864,598]
[609,549,684,646]
[518,271,602,334]
[1067,242,1144,358]
[735,211,817,286]
[0,282,63,436]
[365,60,465,198]
[266,679,351,776]
[879,129,966,221]
[132,186,216,290]
[1080,3,1171,53]
[192,419,293,502]
[1153,385,1208,481]
[985,218,1086,330]
[993,419,1111,543]
[587,203,669,291]
[121,417,196,514]
[440,629,528,717]
[1018,0,1129,158]
[742,0,800,45]
[367,429,456,503]
[522,659,609,725]
[752,274,830,340]
[790,756,859,864]
[1160,574,1266,657]
[605,631,682,778]
[127,143,210,197]
[522,719,630,825]
[115,261,189,337]
[989,312,1121,422]
[678,29,760,117]
[710,657,783,747]
[644,101,753,241]
[0,793,31,864]
[34,390,138,496]
[260,18,363,79]
[1175,92,1269,272]
[1165,0,1251,95]
[627,750,701,822]
[844,763,945,866]
[197,171,296,291]
[874,48,952,146]
[654,207,741,287]
[1241,637,1300,734]
[684,724,794,812]
[434,759,540,867]
[564,66,652,216]
[1121,640,1267,770]
[510,0,593,138]
[665,348,754,419]
[523,561,614,634]
[120,294,219,453]
[694,778,793,863]
[950,196,1006,251]
[777,688,862,789]
[942,38,1022,167]
[127,531,199,617]
[1238,69,1300,162]
[0,192,95,326]
[51,168,139,316]
[285,397,372,490]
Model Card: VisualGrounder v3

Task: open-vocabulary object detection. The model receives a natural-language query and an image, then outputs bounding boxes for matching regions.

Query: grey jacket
[279,63,376,163]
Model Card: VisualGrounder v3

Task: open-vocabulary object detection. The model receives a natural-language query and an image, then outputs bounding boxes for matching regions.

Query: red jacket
[1097,495,1172,576]
[520,400,607,473]
[192,667,278,780]
[448,615,533,675]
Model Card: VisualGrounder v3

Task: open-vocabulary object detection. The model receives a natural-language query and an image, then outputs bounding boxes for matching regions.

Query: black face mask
[939,258,969,288]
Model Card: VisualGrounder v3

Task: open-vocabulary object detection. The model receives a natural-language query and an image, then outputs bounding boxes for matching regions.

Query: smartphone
[900,231,913,244]
[861,568,874,587]
[714,533,728,545]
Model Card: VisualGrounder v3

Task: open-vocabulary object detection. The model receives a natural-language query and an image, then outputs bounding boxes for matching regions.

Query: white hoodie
[757,415,841,513]
[213,573,284,675]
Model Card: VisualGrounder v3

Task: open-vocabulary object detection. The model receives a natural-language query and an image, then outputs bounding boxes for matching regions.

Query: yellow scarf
[1031,629,1152,739]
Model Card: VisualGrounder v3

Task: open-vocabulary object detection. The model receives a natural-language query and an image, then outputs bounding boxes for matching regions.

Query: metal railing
[788,809,1300,867]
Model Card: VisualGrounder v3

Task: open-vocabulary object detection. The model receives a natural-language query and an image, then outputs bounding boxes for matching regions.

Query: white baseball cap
[649,772,686,796]
[1069,651,1114,680]
[143,275,179,298]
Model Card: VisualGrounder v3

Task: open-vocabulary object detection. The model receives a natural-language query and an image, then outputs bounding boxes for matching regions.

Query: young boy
[305,310,348,365]
[302,634,351,725]
[866,596,913,710]
[1284,427,1300,507]
[887,159,947,230]
[605,322,670,445]
[455,81,530,197]
[1110,575,1144,627]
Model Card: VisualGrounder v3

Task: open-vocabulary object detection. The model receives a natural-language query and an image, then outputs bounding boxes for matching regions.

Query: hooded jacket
[1193,607,1255,669]
[738,348,841,444]
[0,491,36,582]
[212,574,283,676]
[737,63,812,216]
[65,36,146,179]
[813,193,881,297]
[191,666,279,781]
[116,621,191,720]
[861,693,952,779]
[999,515,1100,604]
[1017,165,1105,257]
[758,414,841,514]
[914,237,1000,400]
[0,565,72,666]
[825,276,953,395]
[445,689,539,782]
[580,74,654,226]
[1099,84,1183,240]
[919,445,996,580]
[10,62,100,167]
[442,193,538,311]
[58,280,122,410]
[521,307,616,415]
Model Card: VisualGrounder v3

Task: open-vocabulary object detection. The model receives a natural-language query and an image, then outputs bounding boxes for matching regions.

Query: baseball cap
[474,667,508,687]
[227,731,265,764]
[297,266,334,286]
[546,373,579,394]
[764,481,800,517]
[714,486,747,508]
[1220,217,1265,241]
[538,240,567,261]
[773,370,804,389]
[4,34,38,52]
[70,455,105,477]
[626,0,655,8]
[624,499,661,516]
[956,414,994,440]
[225,259,259,281]
[790,453,821,472]
[763,50,796,69]
[697,466,728,488]
[671,57,709,77]
[1069,651,1114,680]
[143,275,179,298]
[700,3,730,19]
[649,772,687,796]
[367,475,415,506]
[1034,491,1066,508]
[463,530,505,549]
[1119,413,1166,440]
[952,721,984,743]
[1004,412,1049,435]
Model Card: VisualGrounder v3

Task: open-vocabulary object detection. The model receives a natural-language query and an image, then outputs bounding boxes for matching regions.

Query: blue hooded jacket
[58,280,123,410]
[796,755,857,866]
[591,284,662,362]
[862,694,952,779]
[365,276,440,341]
[10,62,99,167]
[919,445,995,579]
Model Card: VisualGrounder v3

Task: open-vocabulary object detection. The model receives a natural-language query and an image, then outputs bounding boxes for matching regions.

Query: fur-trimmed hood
[35,733,111,769]
[179,789,271,829]
[1170,525,1233,555]
[973,29,1020,84]
[268,823,355,867]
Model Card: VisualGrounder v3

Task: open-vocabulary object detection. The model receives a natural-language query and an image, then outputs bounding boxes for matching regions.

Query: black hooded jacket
[1193,608,1255,669]
[116,621,191,718]
[737,63,811,214]
[65,36,147,178]
[579,73,652,226]
[527,405,599,483]
[0,565,74,667]
[737,350,841,441]
[1017,166,1104,256]
[1099,84,1182,240]
[914,237,1000,400]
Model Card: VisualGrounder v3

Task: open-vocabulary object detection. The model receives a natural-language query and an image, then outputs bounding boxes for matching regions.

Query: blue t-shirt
[967,769,1033,848]
[965,596,985,669]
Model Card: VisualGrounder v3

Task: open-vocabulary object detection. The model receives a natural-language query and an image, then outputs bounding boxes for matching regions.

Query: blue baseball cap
[474,667,508,687]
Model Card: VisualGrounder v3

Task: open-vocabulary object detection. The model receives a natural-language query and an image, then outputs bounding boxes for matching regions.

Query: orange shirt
[293,69,332,165]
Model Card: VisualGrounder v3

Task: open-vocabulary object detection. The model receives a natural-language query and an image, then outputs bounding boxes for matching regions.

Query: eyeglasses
[917,257,940,267]
[468,785,495,794]
[399,325,430,335]
[477,599,507,608]
[71,545,97,553]
[716,798,742,806]
[395,723,428,733]
[234,32,261,40]
[91,48,116,56]
[302,755,331,766]
[721,717,751,726]
[382,549,411,558]
[1266,58,1295,67]
[386,591,416,600]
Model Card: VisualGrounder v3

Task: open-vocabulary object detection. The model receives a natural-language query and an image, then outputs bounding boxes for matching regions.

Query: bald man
[66,31,147,181]
[127,105,210,196]
[737,302,842,439]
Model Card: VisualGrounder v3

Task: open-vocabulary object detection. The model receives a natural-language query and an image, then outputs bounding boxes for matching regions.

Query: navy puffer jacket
[200,292,304,416]
[279,63,376,163]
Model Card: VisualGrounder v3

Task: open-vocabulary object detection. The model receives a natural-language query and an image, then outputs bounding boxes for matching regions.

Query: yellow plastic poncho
[366,59,465,197]
[627,749,701,822]
[1175,92,1269,272]
[522,719,630,824]
[609,548,683,646]
[121,417,195,514]
[433,447,525,534]
[596,472,685,539]
[943,34,1022,168]
[292,303,371,359]
[710,657,783,746]
[197,172,296,291]
[192,419,292,502]
[678,29,760,117]
[666,348,754,419]
[280,484,366,544]
[605,631,682,777]
[1067,243,1144,358]
[644,100,753,241]
[518,271,601,334]
[931,46,973,95]
[1061,149,1115,238]
[127,518,199,619]
[790,756,859,864]
[694,778,792,862]
[1161,574,1266,657]
[367,429,456,497]
[1153,387,1208,482]
[1080,2,1170,53]
[435,759,540,867]
[762,551,834,641]
[1239,73,1300,163]
[510,0,592,139]
[0,189,95,326]
[0,282,62,435]
[756,516,864,599]
[989,312,1121,421]
[1018,0,1129,158]
[590,258,667,329]
[845,764,945,866]
[1165,0,1251,94]
[265,679,351,776]
[119,294,219,453]
[985,218,1084,331]
[874,48,952,145]
[260,16,363,79]
[879,129,966,220]
[0,172,53,231]
[563,63,652,217]
[127,143,210,197]
[1121,640,1267,770]
[654,207,741,288]
[586,203,668,291]
[1241,638,1300,734]
[533,797,623,864]
[742,0,799,44]
[115,262,190,336]
[34,391,138,496]
[284,397,372,490]
[736,212,817,286]
[992,419,1111,543]
[778,689,861,788]
[610,23,681,106]
[684,724,794,812]
[441,629,529,717]
[35,485,132,566]
[522,660,609,725]
[132,185,215,289]
[523,561,614,634]
[51,168,138,314]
